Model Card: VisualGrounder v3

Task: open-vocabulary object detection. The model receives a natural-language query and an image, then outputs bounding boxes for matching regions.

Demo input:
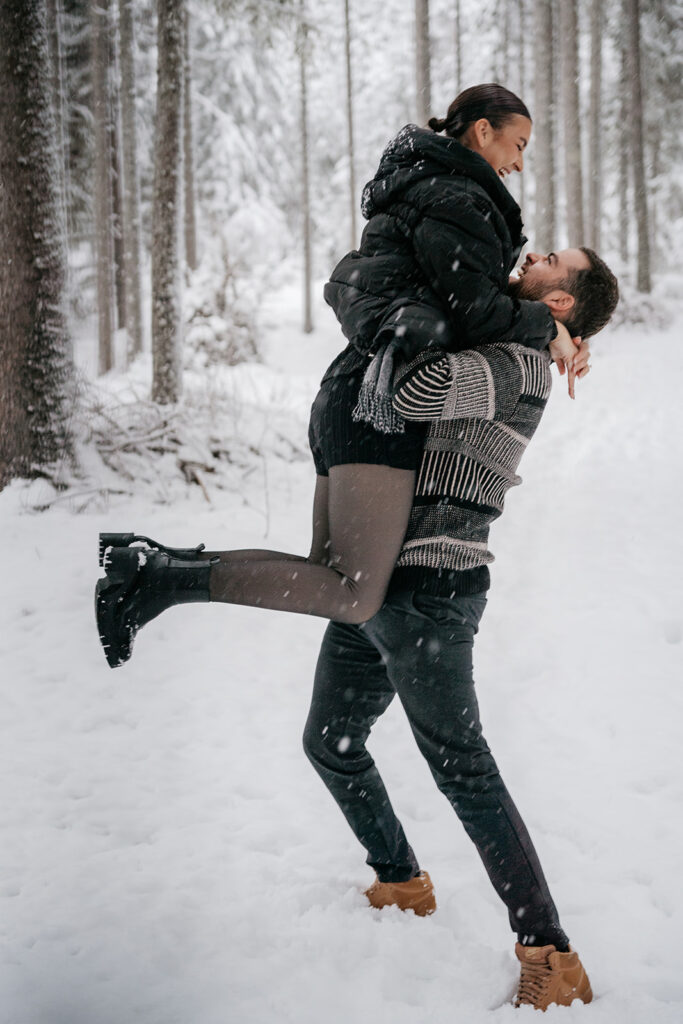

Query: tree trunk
[344,0,357,249]
[559,0,584,246]
[118,0,144,359]
[618,20,630,263]
[510,0,527,213]
[109,13,126,333]
[298,2,313,334]
[533,0,554,251]
[453,0,461,94]
[183,6,197,272]
[587,0,602,251]
[91,0,115,374]
[414,0,430,125]
[0,0,74,488]
[45,0,69,236]
[626,0,651,291]
[499,0,509,85]
[152,0,184,403]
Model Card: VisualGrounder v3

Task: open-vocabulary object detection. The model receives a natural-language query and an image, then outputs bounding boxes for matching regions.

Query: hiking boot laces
[515,959,552,1008]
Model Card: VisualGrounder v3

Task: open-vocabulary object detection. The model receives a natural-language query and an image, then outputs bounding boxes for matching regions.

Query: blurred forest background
[1,0,682,496]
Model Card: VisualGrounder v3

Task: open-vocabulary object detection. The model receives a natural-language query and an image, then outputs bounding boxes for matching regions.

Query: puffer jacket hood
[361,124,524,246]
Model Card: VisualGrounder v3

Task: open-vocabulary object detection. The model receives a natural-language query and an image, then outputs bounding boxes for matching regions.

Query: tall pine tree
[0,0,74,487]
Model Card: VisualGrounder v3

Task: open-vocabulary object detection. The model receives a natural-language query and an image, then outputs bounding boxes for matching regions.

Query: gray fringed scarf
[352,338,406,435]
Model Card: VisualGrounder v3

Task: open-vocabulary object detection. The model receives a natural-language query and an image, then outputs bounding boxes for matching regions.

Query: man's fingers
[567,360,576,399]
[572,339,590,372]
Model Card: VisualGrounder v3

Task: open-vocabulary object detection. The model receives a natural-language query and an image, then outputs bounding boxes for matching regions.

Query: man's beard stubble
[506,275,548,302]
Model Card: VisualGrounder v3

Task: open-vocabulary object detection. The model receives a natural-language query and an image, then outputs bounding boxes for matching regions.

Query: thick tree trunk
[533,0,554,251]
[344,0,357,249]
[183,6,197,272]
[0,0,74,488]
[587,0,602,251]
[414,0,430,125]
[118,0,144,359]
[45,0,69,234]
[152,0,185,403]
[559,0,584,246]
[626,0,651,292]
[91,0,116,374]
[298,3,312,334]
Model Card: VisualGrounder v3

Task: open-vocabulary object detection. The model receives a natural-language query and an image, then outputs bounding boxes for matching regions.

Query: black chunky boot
[95,546,214,668]
[98,532,206,567]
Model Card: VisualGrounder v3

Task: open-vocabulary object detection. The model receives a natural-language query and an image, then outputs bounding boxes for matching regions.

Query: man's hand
[549,321,590,399]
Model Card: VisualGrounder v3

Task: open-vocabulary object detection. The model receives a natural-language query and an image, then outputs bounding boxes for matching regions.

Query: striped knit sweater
[389,342,552,597]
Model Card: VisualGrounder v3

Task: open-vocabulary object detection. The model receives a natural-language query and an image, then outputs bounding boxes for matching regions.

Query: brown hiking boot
[514,943,593,1011]
[364,871,436,916]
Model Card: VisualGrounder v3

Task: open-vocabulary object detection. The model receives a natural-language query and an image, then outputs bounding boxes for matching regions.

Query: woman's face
[465,114,532,180]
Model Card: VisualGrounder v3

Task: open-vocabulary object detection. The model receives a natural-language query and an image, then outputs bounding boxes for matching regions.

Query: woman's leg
[96,465,415,668]
[206,465,415,623]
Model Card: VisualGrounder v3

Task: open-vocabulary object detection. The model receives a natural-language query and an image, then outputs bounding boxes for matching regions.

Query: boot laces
[515,959,552,1007]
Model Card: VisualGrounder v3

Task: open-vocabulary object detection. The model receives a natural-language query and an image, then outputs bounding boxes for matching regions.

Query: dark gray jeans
[303,589,568,947]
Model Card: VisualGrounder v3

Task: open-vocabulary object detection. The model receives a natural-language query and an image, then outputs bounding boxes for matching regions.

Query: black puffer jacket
[324,125,556,362]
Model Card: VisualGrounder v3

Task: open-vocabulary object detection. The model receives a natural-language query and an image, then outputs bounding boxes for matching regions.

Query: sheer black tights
[201,464,416,624]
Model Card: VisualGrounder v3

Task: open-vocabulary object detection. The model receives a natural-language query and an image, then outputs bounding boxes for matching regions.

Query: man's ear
[542,289,576,316]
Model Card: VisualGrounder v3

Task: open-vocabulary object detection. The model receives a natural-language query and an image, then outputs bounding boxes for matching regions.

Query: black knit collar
[362,124,524,246]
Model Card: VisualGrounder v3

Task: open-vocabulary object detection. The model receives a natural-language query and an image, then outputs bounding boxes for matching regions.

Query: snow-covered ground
[1,284,682,1024]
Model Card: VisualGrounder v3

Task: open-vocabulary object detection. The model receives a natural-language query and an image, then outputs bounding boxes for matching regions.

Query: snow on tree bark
[298,1,312,335]
[118,0,144,360]
[559,0,584,246]
[625,0,651,293]
[533,0,555,252]
[45,0,69,237]
[453,0,461,95]
[587,0,602,252]
[517,0,527,217]
[344,0,357,249]
[0,0,74,488]
[183,6,197,273]
[617,17,630,264]
[109,14,127,335]
[151,0,184,404]
[91,0,116,374]
[414,0,430,125]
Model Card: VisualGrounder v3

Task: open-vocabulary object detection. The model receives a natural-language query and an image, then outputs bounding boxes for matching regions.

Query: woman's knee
[334,579,386,624]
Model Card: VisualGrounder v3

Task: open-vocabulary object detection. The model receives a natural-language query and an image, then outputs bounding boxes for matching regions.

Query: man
[301,246,618,1011]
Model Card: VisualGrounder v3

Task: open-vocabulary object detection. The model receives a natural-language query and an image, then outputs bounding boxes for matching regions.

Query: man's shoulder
[468,341,552,380]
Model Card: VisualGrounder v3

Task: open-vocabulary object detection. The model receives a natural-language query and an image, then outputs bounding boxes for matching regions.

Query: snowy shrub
[184,237,260,370]
[609,280,676,331]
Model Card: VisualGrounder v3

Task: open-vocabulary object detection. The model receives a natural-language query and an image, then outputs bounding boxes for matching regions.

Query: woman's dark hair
[428,84,531,139]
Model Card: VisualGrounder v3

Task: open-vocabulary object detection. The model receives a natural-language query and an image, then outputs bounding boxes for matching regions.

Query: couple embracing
[96,84,619,1011]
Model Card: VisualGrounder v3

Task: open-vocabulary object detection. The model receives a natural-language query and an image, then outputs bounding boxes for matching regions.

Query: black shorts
[308,372,425,477]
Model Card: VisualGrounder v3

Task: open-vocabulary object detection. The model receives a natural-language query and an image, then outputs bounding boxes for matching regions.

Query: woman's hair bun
[428,116,447,132]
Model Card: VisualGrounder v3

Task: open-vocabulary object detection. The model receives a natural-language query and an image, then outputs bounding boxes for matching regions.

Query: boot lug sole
[95,547,141,668]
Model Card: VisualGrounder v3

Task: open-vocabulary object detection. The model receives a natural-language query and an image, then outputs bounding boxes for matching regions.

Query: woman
[96,84,586,668]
